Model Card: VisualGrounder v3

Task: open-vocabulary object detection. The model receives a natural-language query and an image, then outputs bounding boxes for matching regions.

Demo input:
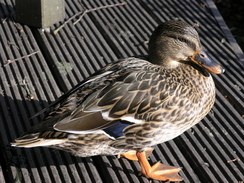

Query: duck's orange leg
[118,147,153,161]
[136,150,182,181]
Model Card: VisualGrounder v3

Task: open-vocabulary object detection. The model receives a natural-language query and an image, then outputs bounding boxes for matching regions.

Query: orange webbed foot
[136,150,182,182]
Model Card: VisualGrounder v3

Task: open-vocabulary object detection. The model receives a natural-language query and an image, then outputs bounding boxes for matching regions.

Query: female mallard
[12,20,224,181]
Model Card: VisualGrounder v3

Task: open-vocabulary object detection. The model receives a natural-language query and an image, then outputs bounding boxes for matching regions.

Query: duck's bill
[189,52,225,74]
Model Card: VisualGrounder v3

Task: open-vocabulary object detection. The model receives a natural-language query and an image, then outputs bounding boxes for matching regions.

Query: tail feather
[11,133,66,147]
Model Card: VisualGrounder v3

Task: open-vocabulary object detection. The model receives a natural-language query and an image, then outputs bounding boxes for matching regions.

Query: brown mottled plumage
[12,20,224,181]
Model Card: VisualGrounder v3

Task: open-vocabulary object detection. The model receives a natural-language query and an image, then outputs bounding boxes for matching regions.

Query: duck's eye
[200,53,206,58]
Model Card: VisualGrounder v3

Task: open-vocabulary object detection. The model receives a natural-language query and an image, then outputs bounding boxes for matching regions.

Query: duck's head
[148,20,224,74]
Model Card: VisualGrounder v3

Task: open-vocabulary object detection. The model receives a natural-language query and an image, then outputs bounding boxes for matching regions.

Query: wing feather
[54,111,116,134]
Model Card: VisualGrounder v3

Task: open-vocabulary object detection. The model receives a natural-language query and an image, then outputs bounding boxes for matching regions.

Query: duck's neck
[149,53,181,69]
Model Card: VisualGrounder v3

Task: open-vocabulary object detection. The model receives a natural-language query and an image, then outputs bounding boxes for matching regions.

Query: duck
[12,20,224,182]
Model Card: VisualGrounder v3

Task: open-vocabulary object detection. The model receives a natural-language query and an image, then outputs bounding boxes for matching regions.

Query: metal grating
[0,0,243,183]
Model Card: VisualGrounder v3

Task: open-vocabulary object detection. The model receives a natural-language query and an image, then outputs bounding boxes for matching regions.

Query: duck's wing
[29,58,161,132]
[53,63,178,135]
